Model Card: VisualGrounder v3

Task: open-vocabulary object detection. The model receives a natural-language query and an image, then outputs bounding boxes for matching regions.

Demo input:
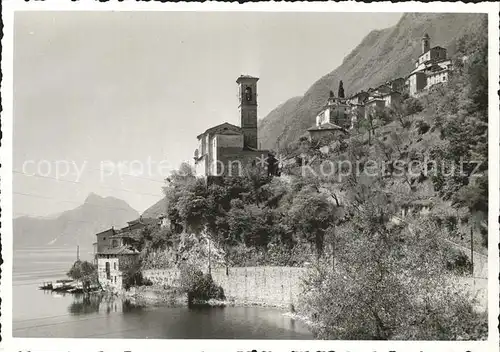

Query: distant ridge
[14,193,139,249]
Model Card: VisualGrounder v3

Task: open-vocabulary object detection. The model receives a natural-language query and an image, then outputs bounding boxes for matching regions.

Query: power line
[13,170,79,184]
[13,170,165,198]
[13,191,146,213]
[392,215,488,259]
[84,165,167,184]
[14,166,167,184]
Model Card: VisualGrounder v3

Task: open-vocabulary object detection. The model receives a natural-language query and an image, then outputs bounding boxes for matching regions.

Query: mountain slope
[142,196,167,219]
[258,96,302,150]
[14,193,139,249]
[258,13,487,150]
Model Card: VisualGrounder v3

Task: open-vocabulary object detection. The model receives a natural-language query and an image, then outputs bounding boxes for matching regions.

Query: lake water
[13,247,313,339]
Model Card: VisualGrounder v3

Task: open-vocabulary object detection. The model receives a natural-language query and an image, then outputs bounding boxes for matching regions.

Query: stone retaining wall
[143,266,306,306]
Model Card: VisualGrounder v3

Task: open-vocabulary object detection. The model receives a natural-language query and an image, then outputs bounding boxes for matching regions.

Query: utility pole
[470,226,474,277]
[208,237,212,275]
[332,234,335,271]
[77,245,80,261]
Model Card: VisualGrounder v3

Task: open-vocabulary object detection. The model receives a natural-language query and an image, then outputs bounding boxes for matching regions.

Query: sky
[13,11,402,217]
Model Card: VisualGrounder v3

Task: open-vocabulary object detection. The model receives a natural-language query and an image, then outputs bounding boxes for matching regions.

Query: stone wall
[143,266,306,306]
[143,268,181,287]
[211,267,305,306]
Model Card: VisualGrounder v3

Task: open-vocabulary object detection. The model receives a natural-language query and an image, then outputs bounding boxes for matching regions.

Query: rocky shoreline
[115,285,299,313]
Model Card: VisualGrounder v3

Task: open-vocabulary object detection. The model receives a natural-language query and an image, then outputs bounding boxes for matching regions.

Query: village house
[94,216,160,290]
[406,33,452,97]
[308,91,349,141]
[315,90,351,129]
[193,75,270,177]
[363,96,386,120]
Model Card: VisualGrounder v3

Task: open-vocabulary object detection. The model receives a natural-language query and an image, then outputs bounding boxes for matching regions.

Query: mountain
[14,193,139,249]
[258,13,487,150]
[258,96,302,150]
[142,196,168,219]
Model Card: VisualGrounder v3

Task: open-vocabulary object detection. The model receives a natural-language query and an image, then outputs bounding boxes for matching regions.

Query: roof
[126,217,158,226]
[117,218,159,240]
[307,122,346,132]
[95,228,115,237]
[419,46,447,59]
[236,75,259,82]
[97,246,139,256]
[379,90,401,98]
[365,97,385,104]
[348,91,369,99]
[196,122,241,139]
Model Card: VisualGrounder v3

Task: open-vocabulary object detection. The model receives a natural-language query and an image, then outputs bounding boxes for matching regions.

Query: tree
[300,184,486,340]
[67,260,98,292]
[287,187,337,259]
[120,256,144,290]
[338,80,345,98]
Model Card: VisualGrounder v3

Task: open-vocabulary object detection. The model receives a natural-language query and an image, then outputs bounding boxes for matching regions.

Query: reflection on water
[15,287,313,339]
[14,248,313,339]
[69,294,147,315]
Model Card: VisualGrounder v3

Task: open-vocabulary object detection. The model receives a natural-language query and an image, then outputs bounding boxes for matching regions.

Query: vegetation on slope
[133,17,487,339]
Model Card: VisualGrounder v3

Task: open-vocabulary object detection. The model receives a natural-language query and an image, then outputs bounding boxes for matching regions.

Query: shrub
[120,257,150,290]
[67,260,98,291]
[444,247,473,275]
[179,265,225,303]
[416,120,430,134]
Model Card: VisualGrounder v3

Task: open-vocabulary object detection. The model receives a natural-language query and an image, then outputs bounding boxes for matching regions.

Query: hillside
[142,196,167,219]
[258,13,487,150]
[258,96,302,150]
[14,193,139,249]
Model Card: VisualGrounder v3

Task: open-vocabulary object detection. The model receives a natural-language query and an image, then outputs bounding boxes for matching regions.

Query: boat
[52,282,75,292]
[38,282,53,290]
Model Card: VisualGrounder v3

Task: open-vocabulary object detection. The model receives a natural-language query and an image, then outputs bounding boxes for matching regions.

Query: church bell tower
[236,75,259,149]
[422,33,430,54]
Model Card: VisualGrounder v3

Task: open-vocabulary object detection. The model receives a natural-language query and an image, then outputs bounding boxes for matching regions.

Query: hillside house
[193,75,270,177]
[94,216,159,290]
[315,91,351,129]
[364,97,386,120]
[307,122,347,142]
[406,34,452,97]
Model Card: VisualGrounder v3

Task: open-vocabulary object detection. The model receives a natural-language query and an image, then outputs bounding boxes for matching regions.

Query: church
[406,33,453,97]
[193,75,269,177]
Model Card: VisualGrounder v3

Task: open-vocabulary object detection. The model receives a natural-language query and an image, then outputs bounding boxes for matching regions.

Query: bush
[444,247,473,275]
[179,265,225,303]
[416,120,430,134]
[300,261,486,340]
[120,257,150,290]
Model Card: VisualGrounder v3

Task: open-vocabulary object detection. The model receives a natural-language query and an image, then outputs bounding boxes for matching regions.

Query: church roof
[197,122,242,139]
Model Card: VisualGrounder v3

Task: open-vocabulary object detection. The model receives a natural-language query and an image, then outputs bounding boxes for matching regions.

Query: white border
[2,2,499,352]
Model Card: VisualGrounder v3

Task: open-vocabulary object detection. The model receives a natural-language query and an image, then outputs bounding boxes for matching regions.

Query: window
[245,87,252,102]
[105,262,111,280]
[113,262,116,270]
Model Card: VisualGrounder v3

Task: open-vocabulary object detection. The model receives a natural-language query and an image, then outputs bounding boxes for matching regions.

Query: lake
[13,247,313,339]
